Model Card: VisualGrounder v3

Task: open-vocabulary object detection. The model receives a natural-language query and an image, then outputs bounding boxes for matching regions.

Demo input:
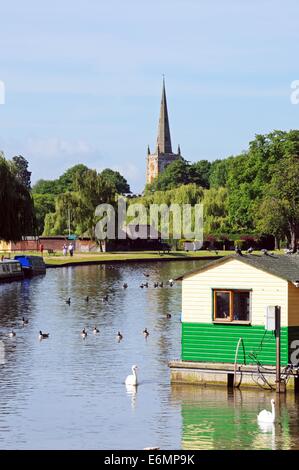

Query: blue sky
[0,0,299,193]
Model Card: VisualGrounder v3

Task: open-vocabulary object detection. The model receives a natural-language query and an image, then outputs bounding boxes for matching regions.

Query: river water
[0,260,299,450]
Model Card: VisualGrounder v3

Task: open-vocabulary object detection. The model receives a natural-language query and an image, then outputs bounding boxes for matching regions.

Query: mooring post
[275,306,284,393]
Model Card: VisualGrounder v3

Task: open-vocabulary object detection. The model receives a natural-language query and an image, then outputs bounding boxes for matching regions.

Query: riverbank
[44,250,227,267]
[1,249,275,268]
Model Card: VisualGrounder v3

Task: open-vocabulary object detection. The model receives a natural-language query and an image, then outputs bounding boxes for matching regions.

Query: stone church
[146,79,182,185]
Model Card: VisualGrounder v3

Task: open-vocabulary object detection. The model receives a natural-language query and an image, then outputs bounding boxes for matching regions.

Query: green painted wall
[182,323,291,365]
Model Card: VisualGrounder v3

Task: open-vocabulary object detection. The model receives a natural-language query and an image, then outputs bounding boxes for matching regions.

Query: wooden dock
[169,360,299,391]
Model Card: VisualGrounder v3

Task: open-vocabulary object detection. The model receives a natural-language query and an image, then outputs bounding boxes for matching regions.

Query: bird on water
[125,365,138,386]
[257,399,276,423]
[81,328,87,338]
[39,331,49,340]
[116,331,123,342]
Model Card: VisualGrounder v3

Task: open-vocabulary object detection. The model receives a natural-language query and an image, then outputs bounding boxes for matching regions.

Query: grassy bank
[44,250,230,266]
[1,249,274,267]
[1,249,231,266]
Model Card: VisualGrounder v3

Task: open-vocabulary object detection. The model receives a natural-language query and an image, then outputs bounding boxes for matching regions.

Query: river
[0,260,298,449]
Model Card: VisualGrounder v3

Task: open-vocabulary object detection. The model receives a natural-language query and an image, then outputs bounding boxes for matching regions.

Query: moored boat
[14,255,46,277]
[0,260,24,282]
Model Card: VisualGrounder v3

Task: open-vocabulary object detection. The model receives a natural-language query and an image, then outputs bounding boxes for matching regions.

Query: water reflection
[125,384,138,410]
[171,385,299,450]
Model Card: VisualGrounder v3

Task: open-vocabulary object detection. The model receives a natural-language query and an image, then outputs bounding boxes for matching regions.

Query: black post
[275,306,281,393]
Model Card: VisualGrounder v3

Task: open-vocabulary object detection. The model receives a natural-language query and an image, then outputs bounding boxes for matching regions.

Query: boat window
[214,291,231,321]
[213,290,251,322]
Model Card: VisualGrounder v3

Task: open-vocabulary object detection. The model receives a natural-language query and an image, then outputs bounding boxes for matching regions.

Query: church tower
[146,79,182,185]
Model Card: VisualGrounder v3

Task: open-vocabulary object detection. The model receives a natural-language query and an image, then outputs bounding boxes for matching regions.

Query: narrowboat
[14,255,46,276]
[0,260,24,282]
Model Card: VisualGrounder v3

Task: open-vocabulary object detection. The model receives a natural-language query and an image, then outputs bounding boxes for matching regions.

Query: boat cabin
[0,260,24,282]
[176,254,299,367]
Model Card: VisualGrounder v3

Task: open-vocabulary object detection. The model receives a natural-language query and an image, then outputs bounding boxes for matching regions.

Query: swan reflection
[256,421,276,450]
[126,383,138,410]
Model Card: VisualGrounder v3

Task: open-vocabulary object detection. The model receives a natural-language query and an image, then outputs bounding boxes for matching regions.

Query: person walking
[68,242,74,257]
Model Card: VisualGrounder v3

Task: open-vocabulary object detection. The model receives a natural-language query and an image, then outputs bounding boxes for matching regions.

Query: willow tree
[0,153,35,241]
[43,169,116,237]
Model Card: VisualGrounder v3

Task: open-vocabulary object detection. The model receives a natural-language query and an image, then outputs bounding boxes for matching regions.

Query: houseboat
[0,259,24,282]
[14,255,46,277]
[170,253,299,391]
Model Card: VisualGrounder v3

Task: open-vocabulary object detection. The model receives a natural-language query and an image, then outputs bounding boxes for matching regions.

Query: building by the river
[170,252,299,391]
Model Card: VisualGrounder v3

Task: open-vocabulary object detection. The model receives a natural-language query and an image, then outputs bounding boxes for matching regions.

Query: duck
[22,316,29,325]
[159,282,164,288]
[102,295,109,302]
[143,273,150,277]
[85,296,89,302]
[8,330,16,337]
[143,328,149,338]
[154,282,158,288]
[39,330,49,340]
[81,328,87,338]
[144,282,148,288]
[125,365,138,386]
[166,313,172,319]
[123,283,128,289]
[257,399,276,423]
[116,331,123,342]
[65,297,71,305]
[168,279,174,287]
[93,326,99,334]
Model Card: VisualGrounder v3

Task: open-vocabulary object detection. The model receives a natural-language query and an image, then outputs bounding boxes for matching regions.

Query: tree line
[145,130,299,251]
[1,129,299,250]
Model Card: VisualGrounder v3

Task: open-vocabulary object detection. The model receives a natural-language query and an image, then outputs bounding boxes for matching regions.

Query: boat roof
[175,253,299,283]
[1,259,20,264]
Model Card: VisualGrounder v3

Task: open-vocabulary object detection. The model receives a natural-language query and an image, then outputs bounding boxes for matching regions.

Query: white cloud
[25,137,95,160]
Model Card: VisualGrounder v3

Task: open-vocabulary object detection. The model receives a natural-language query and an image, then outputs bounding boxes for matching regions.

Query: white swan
[257,399,275,423]
[125,365,138,386]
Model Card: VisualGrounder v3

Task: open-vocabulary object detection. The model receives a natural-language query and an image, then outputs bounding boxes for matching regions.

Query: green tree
[101,168,130,194]
[43,169,116,237]
[56,164,89,193]
[33,193,56,235]
[12,155,32,189]
[202,187,230,234]
[227,130,299,232]
[189,160,211,189]
[0,153,35,241]
[209,158,232,188]
[32,179,60,195]
[256,155,299,251]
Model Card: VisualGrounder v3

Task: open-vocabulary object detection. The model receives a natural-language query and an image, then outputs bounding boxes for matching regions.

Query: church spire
[156,77,172,154]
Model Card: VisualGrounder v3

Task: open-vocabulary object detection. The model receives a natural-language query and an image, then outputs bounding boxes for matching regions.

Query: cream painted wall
[182,259,288,326]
